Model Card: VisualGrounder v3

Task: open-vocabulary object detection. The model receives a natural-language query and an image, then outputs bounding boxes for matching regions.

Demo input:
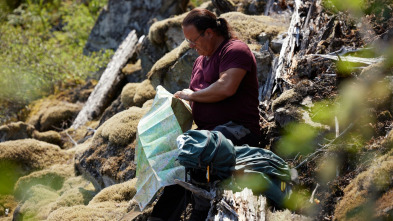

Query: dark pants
[150,126,259,221]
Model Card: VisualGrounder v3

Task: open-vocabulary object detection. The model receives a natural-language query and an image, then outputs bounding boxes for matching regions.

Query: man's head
[182,9,236,56]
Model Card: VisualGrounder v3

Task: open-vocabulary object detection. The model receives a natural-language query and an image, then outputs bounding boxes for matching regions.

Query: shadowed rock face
[75,105,152,190]
[83,0,189,53]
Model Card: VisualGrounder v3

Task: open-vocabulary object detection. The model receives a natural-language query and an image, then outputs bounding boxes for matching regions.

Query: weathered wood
[72,30,138,129]
[210,188,267,221]
[271,0,303,96]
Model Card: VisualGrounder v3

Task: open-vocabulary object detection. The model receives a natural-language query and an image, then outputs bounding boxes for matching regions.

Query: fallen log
[72,30,139,129]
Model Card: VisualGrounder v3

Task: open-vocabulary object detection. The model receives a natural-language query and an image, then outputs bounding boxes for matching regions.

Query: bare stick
[309,183,320,203]
[295,123,354,169]
[335,116,339,138]
[65,131,78,147]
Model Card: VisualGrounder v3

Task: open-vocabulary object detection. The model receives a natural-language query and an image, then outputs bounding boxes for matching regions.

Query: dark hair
[182,8,237,40]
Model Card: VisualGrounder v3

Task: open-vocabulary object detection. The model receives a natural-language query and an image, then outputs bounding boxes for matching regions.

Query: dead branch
[295,123,354,169]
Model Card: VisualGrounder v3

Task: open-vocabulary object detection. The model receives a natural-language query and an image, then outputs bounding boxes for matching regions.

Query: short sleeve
[219,41,254,74]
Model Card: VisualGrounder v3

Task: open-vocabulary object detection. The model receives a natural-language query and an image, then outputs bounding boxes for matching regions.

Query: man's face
[183,25,212,56]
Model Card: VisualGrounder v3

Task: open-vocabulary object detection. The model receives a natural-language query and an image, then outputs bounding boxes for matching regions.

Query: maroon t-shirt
[189,39,260,135]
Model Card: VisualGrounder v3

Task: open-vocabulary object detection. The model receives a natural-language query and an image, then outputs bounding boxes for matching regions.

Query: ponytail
[183,9,237,40]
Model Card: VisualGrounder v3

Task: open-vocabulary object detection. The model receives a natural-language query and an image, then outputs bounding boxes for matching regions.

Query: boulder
[13,164,74,200]
[46,201,129,221]
[334,149,393,220]
[45,179,137,220]
[89,178,137,204]
[83,0,189,53]
[122,59,144,83]
[0,121,35,142]
[27,101,82,132]
[75,106,151,189]
[120,83,139,108]
[148,41,197,93]
[133,79,157,106]
[32,130,62,146]
[0,139,70,194]
[15,185,60,220]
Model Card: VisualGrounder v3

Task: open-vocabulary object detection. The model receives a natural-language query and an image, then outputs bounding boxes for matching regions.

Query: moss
[120,83,139,109]
[221,12,288,44]
[49,185,96,212]
[148,40,190,82]
[0,121,35,141]
[149,13,188,46]
[18,185,60,220]
[39,102,82,131]
[267,209,313,221]
[0,195,17,217]
[122,59,142,75]
[90,178,137,204]
[46,201,129,221]
[33,130,62,146]
[334,152,393,220]
[134,80,157,107]
[94,107,148,147]
[0,139,70,170]
[14,164,74,200]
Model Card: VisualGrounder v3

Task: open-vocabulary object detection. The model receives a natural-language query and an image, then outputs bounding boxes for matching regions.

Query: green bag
[177,130,236,180]
[233,145,292,207]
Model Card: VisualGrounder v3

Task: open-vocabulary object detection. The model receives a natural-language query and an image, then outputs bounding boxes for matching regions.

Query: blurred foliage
[0,0,112,124]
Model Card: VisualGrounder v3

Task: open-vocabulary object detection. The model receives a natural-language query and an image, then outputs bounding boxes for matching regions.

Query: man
[149,8,260,220]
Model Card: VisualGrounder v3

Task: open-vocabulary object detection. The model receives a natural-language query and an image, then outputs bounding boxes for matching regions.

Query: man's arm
[174,68,246,103]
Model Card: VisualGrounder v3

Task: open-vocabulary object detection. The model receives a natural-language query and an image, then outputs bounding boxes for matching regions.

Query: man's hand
[174,89,194,101]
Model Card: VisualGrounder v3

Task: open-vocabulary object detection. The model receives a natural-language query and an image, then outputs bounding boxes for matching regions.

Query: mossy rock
[15,185,60,220]
[334,150,393,220]
[0,139,70,195]
[46,201,129,221]
[75,106,149,189]
[120,83,140,109]
[14,164,74,200]
[0,121,35,142]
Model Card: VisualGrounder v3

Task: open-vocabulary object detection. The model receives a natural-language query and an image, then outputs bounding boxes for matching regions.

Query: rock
[133,80,156,107]
[13,164,74,200]
[148,13,187,50]
[271,32,287,53]
[33,130,62,146]
[46,201,129,221]
[334,149,393,220]
[0,139,71,194]
[120,83,140,109]
[148,41,197,93]
[257,32,270,45]
[122,59,144,83]
[15,185,60,220]
[139,36,168,77]
[221,12,288,45]
[75,106,149,189]
[97,95,126,128]
[84,0,188,53]
[272,89,300,112]
[0,121,35,142]
[89,178,137,204]
[27,101,82,132]
[274,106,303,128]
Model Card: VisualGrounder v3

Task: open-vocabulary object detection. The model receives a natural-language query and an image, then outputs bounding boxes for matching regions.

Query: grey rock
[84,0,188,53]
[253,50,273,87]
[271,32,287,53]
